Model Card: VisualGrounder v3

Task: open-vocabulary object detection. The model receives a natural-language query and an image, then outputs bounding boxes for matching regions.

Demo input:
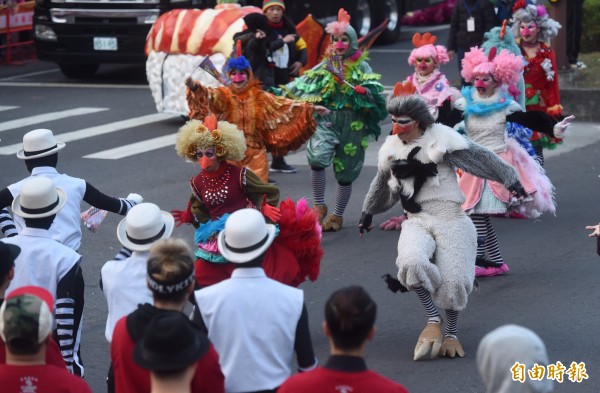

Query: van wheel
[59,63,100,79]
[352,0,374,38]
[373,0,402,44]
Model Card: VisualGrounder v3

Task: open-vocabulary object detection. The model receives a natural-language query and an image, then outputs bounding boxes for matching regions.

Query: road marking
[0,107,109,133]
[84,134,176,160]
[0,82,149,89]
[0,113,176,156]
[0,69,62,81]
[0,106,18,112]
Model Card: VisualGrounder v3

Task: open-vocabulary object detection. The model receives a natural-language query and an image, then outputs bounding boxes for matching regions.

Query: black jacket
[446,0,498,52]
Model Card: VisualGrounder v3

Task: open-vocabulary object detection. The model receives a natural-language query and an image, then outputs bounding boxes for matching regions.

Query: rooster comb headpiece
[326,8,351,36]
[175,115,246,162]
[387,81,434,129]
[408,32,449,66]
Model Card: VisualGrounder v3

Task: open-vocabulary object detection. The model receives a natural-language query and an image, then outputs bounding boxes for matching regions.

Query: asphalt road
[1,25,599,392]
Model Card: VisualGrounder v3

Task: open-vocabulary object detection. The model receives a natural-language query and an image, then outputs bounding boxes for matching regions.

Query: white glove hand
[126,193,143,204]
[553,115,575,139]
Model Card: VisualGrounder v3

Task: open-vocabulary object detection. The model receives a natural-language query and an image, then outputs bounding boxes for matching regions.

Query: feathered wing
[255,91,317,156]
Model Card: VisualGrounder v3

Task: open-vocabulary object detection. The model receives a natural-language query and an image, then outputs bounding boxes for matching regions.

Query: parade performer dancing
[511,0,563,166]
[457,46,572,277]
[380,32,462,231]
[172,114,322,288]
[358,81,527,360]
[185,44,327,183]
[281,9,387,232]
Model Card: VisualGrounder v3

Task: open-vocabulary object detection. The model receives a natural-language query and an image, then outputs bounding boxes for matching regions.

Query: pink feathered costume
[456,47,555,219]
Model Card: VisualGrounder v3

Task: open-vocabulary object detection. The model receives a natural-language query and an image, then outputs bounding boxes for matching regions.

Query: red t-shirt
[111,314,225,393]
[0,338,66,368]
[279,356,409,393]
[0,364,92,392]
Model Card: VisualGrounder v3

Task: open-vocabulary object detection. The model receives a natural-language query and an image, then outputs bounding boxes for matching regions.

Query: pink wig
[326,8,351,36]
[461,47,523,86]
[408,45,450,66]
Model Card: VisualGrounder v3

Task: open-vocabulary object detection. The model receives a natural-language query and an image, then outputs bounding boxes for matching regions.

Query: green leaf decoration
[350,121,364,131]
[361,137,369,149]
[343,143,357,157]
[333,158,345,173]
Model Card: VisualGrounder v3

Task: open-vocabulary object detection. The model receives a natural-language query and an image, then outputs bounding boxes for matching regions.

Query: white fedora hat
[17,129,66,160]
[217,208,276,264]
[12,177,67,219]
[117,203,174,252]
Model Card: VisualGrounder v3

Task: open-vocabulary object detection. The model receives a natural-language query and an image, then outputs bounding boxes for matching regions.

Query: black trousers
[567,0,585,64]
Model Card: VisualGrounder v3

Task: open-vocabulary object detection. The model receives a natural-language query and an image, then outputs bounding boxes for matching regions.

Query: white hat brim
[217,223,276,264]
[17,142,66,160]
[116,211,175,252]
[11,188,67,219]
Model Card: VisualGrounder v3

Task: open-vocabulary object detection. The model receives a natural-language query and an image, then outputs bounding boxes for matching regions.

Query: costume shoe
[413,321,443,361]
[379,215,407,231]
[322,214,343,232]
[439,336,465,358]
[314,204,328,225]
[475,262,509,278]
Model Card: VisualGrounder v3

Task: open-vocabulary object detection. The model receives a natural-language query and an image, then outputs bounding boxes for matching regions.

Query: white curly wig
[511,4,561,43]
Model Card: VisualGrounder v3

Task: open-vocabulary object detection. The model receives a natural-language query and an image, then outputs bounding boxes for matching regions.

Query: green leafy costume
[281,31,387,183]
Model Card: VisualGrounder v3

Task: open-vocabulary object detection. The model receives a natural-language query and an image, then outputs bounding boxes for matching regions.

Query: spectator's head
[263,0,285,23]
[0,242,19,292]
[218,208,276,266]
[243,12,270,33]
[17,129,64,172]
[175,114,246,169]
[134,313,210,381]
[12,177,67,230]
[117,203,174,252]
[0,286,54,356]
[324,286,377,352]
[477,324,553,393]
[147,238,195,305]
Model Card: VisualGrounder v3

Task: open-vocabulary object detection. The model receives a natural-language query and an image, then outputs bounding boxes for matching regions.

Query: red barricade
[0,1,35,64]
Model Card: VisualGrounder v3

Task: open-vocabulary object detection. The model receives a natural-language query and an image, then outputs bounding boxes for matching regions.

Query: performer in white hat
[0,129,142,251]
[1,177,84,375]
[195,208,317,393]
[101,203,174,344]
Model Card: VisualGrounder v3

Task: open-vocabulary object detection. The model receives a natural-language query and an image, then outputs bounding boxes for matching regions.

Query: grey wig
[511,5,561,43]
[386,94,435,130]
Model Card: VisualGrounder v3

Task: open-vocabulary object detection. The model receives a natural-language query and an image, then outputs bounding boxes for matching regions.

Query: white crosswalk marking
[0,107,108,133]
[0,106,18,112]
[84,134,176,160]
[0,113,176,156]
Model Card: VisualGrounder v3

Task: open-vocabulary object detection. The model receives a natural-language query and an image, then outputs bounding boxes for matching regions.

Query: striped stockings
[414,286,460,337]
[471,214,503,266]
[310,169,326,206]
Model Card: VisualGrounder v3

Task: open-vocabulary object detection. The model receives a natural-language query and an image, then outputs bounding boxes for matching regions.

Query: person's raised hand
[553,115,575,139]
[290,61,303,76]
[586,223,600,237]
[185,77,198,91]
[314,105,330,116]
[282,34,296,44]
[255,29,266,39]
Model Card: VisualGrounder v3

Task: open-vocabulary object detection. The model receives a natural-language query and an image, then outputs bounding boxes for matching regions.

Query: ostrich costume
[379,32,462,231]
[360,81,523,360]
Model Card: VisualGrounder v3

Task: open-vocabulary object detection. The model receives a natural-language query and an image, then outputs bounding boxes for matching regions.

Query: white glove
[126,193,143,205]
[553,115,575,139]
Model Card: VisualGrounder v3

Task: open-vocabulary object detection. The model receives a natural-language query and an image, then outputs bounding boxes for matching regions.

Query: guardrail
[0,1,35,64]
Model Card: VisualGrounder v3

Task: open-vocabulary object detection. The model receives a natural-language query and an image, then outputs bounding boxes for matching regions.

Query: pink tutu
[460,139,555,218]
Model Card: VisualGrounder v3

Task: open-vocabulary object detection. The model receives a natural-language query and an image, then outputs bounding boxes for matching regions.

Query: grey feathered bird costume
[360,81,525,360]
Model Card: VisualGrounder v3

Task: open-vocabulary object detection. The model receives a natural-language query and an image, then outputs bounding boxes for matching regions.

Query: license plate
[93,37,117,51]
